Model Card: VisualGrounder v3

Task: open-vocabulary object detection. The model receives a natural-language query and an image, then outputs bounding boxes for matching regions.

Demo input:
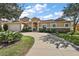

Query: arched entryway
[33,22,38,31]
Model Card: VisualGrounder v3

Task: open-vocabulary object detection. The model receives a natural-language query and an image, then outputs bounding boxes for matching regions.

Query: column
[1,23,4,30]
[31,22,33,31]
[49,22,51,31]
[37,21,40,31]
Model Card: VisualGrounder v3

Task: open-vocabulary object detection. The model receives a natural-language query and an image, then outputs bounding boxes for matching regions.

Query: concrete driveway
[22,32,79,56]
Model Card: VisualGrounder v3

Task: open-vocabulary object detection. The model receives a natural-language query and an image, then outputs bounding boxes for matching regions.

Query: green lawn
[0,36,34,56]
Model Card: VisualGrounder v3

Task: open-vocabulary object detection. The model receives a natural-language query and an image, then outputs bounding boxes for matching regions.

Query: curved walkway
[22,32,79,56]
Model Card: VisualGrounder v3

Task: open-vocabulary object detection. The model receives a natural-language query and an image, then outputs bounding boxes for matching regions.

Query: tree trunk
[73,24,76,34]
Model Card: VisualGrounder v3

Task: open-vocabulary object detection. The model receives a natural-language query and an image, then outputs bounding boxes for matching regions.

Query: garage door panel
[8,24,21,32]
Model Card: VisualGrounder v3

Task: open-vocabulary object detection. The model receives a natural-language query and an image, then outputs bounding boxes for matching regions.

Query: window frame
[64,23,69,27]
[41,24,48,28]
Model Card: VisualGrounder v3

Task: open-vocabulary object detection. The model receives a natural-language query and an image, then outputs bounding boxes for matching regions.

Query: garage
[7,22,21,32]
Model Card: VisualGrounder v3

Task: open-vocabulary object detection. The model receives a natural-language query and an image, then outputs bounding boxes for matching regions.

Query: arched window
[52,23,57,27]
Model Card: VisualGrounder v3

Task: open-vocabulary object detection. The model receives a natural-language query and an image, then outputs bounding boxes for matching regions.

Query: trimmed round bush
[3,24,8,31]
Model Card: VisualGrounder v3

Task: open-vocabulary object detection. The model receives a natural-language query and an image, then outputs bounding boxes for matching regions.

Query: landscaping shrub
[22,27,28,32]
[39,28,44,32]
[74,32,79,35]
[70,35,79,45]
[57,33,79,46]
[21,24,32,32]
[46,28,51,33]
[0,31,23,46]
[67,32,73,35]
[0,32,5,44]
[50,28,56,33]
[13,32,23,41]
[22,27,32,32]
[63,34,70,41]
[0,25,2,31]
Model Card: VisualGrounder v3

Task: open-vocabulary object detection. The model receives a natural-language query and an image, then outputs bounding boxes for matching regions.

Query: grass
[0,36,34,56]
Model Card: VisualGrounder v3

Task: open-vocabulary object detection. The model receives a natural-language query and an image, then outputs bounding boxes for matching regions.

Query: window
[64,23,69,27]
[42,24,47,28]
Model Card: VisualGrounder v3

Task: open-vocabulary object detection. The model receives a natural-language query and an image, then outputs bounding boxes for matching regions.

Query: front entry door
[33,22,37,31]
[33,27,37,31]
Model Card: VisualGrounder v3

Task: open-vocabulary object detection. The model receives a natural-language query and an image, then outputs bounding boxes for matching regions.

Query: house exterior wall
[17,18,76,32]
[39,21,50,28]
[20,18,72,32]
[54,21,71,28]
[38,21,71,28]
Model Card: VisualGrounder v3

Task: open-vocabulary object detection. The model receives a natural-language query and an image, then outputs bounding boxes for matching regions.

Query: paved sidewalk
[22,32,79,56]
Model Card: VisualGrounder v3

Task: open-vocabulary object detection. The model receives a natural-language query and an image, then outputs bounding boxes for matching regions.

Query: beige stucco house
[20,17,73,32]
[0,17,74,32]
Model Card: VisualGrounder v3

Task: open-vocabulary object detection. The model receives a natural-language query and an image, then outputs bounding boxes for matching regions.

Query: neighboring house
[20,17,73,32]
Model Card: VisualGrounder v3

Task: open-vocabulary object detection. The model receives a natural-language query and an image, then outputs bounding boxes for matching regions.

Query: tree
[63,3,79,33]
[0,3,23,19]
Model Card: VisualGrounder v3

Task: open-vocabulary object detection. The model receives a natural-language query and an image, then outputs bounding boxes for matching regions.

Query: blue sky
[19,3,68,20]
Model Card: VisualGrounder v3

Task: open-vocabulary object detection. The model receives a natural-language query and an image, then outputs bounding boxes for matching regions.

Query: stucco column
[31,22,33,31]
[71,22,73,31]
[49,22,51,31]
[37,21,40,31]
[1,23,4,30]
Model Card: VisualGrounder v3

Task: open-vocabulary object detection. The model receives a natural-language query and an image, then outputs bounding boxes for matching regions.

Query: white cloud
[20,4,63,19]
[54,11,63,16]
[34,4,47,11]
[20,9,35,18]
[40,14,53,20]
[39,11,64,20]
[26,9,35,13]
[34,4,47,13]
[43,14,53,18]
[20,12,29,18]
[20,4,48,18]
[54,11,63,19]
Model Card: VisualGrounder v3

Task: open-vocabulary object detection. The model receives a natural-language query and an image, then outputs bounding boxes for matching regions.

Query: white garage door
[8,23,21,32]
